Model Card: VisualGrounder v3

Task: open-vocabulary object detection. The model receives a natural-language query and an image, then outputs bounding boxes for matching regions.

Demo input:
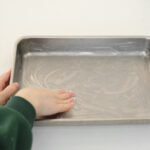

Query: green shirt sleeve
[0,96,36,150]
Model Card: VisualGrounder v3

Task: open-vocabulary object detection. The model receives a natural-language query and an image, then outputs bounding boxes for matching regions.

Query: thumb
[0,82,19,105]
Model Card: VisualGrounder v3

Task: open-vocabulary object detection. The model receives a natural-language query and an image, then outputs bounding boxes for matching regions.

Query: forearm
[0,96,36,150]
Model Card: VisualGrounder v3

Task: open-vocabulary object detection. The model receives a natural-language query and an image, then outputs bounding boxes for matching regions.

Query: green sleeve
[0,96,36,150]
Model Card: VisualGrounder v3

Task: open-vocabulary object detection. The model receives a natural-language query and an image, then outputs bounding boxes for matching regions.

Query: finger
[0,82,19,105]
[60,98,74,104]
[0,70,11,91]
[57,93,71,100]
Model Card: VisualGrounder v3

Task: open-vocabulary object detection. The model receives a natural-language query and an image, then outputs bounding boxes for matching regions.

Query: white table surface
[1,0,150,149]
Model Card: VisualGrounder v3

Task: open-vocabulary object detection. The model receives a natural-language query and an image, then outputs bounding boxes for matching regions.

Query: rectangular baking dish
[11,36,150,125]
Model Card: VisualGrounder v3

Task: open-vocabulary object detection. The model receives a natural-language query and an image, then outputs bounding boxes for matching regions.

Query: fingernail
[70,98,74,102]
[68,91,74,94]
[13,82,19,87]
[6,69,11,73]
[65,90,74,95]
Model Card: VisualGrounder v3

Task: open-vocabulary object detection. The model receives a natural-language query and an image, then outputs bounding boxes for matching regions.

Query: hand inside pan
[0,70,19,105]
[0,70,74,119]
[16,88,74,119]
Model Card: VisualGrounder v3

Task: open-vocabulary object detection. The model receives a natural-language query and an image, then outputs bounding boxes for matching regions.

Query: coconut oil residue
[22,54,150,119]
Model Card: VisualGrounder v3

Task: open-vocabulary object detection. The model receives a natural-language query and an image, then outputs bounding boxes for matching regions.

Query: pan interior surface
[13,38,150,124]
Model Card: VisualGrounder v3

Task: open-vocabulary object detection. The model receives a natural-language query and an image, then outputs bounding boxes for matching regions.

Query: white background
[0,0,150,149]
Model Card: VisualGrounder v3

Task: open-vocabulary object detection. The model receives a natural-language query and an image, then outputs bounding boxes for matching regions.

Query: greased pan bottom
[12,37,150,125]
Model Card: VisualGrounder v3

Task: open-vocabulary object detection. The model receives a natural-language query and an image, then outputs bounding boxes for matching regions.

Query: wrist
[6,96,36,126]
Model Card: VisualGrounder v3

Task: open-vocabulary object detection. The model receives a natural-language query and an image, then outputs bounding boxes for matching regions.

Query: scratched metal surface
[12,37,150,125]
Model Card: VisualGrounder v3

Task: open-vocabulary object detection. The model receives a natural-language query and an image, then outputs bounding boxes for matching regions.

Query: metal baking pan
[11,36,150,126]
